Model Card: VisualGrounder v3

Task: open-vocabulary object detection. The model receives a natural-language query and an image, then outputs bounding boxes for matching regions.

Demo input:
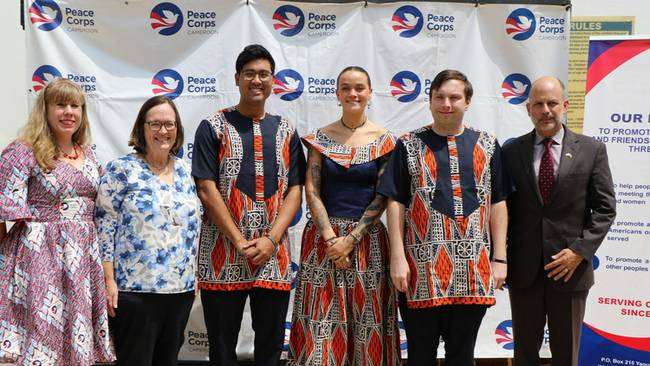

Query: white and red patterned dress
[0,141,114,365]
[288,130,401,366]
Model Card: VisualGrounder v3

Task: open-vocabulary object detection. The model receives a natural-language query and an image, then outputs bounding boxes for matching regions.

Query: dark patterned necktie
[539,138,555,206]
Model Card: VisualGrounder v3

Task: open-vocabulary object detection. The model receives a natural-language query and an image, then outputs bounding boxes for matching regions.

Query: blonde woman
[0,78,114,365]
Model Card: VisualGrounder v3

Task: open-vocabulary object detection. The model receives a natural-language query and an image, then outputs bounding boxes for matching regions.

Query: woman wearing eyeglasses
[95,96,200,366]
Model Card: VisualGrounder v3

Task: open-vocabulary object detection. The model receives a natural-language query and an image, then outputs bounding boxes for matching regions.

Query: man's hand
[491,261,507,290]
[390,254,410,293]
[233,238,256,258]
[247,237,275,266]
[544,248,584,282]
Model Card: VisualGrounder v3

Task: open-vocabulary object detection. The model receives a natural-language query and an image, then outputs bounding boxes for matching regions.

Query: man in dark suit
[503,76,616,366]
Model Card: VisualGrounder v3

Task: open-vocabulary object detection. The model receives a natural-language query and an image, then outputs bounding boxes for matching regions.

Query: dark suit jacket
[503,127,616,292]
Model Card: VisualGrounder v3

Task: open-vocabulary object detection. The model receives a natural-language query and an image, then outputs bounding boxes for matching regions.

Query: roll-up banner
[580,35,650,366]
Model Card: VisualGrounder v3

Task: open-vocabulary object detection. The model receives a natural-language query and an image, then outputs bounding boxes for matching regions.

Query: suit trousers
[201,288,290,366]
[110,291,195,366]
[509,278,588,366]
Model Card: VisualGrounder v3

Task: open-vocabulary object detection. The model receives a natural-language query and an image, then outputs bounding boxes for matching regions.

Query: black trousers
[109,291,195,366]
[399,293,488,366]
[201,288,290,366]
[509,280,588,366]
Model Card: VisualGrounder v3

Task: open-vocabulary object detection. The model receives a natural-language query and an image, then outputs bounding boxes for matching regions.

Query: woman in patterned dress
[0,78,114,365]
[95,96,200,366]
[288,67,401,365]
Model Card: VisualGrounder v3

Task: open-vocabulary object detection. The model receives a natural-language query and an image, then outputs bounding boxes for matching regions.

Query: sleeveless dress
[288,130,401,366]
[0,141,114,365]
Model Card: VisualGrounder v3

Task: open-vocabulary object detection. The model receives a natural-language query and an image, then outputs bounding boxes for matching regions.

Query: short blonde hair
[19,78,90,170]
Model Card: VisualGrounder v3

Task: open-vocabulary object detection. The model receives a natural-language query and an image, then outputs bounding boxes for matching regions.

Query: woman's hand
[105,278,118,317]
[325,236,354,269]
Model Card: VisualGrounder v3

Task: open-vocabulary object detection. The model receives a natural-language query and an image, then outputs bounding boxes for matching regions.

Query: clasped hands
[235,236,277,266]
[325,235,355,270]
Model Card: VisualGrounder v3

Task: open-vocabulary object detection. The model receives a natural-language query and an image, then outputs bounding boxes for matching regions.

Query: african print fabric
[0,141,114,365]
[196,107,303,291]
[378,126,510,309]
[288,131,400,366]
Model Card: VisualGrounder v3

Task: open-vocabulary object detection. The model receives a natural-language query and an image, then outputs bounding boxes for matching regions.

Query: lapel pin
[565,153,573,158]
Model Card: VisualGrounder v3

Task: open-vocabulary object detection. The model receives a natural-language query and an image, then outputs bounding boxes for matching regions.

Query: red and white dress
[0,141,114,366]
[288,130,401,366]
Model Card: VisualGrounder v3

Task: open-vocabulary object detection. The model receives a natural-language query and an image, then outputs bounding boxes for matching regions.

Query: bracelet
[492,258,507,264]
[349,231,361,244]
[267,235,279,249]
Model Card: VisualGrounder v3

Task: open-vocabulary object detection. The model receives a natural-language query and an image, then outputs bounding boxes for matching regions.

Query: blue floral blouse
[95,153,200,293]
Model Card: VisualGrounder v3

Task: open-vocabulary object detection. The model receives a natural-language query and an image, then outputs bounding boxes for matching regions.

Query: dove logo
[273,5,305,37]
[273,69,304,101]
[150,2,183,36]
[390,71,421,103]
[152,69,184,100]
[506,8,536,41]
[495,320,514,350]
[32,65,63,92]
[501,73,531,105]
[392,5,423,38]
[29,0,63,31]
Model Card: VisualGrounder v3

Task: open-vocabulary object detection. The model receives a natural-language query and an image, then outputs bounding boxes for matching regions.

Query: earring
[367,101,371,109]
[338,102,341,106]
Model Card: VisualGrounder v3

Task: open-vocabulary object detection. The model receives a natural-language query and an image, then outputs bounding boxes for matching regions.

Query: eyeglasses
[145,120,176,131]
[240,70,273,82]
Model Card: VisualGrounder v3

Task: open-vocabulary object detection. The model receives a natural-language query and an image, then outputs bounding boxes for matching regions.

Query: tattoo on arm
[351,155,390,240]
[305,148,333,235]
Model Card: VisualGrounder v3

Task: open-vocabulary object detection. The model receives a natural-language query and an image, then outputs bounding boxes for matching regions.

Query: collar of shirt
[533,124,564,179]
[534,124,565,146]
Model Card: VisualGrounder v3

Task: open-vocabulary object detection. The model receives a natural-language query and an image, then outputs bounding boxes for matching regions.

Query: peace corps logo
[150,2,184,36]
[495,320,514,350]
[506,8,536,41]
[273,69,304,101]
[273,5,305,37]
[29,0,63,31]
[501,73,531,105]
[392,5,423,38]
[390,71,421,103]
[32,65,63,92]
[151,69,184,99]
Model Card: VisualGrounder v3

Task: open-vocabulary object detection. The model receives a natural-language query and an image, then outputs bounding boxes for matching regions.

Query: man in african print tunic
[192,45,306,366]
[378,70,513,366]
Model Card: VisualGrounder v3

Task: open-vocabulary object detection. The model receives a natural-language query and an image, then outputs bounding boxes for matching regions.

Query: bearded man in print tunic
[192,45,305,366]
[378,69,513,366]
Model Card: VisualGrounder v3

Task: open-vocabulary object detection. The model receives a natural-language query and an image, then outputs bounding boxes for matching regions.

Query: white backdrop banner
[580,35,650,366]
[24,0,569,360]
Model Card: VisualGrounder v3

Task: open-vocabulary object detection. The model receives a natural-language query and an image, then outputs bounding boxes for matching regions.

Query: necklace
[145,157,170,172]
[340,116,367,132]
[61,145,79,160]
